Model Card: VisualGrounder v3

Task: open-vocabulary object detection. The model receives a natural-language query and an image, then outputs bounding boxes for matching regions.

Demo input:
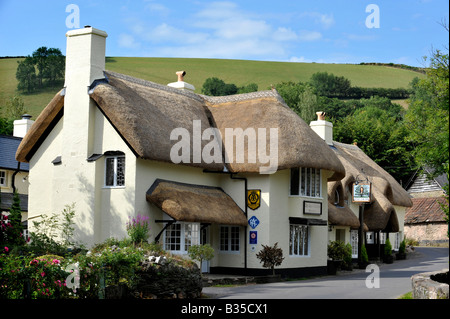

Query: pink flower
[41,272,45,277]
[52,259,60,264]
[4,246,8,253]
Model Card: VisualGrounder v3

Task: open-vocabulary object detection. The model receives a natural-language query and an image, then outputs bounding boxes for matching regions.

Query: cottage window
[105,155,125,187]
[220,226,240,252]
[290,168,321,197]
[164,222,199,253]
[0,171,6,187]
[289,224,309,256]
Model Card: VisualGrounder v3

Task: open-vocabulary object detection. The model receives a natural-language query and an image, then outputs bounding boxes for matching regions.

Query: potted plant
[256,242,284,282]
[396,239,407,260]
[383,238,394,264]
[359,244,369,269]
[341,243,353,271]
[327,241,345,275]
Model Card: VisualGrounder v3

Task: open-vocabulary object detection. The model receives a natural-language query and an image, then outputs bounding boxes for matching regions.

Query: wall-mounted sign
[249,231,257,244]
[303,201,322,215]
[248,216,260,229]
[352,182,372,203]
[247,189,261,210]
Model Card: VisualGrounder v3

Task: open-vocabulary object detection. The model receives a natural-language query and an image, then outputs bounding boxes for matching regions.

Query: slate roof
[0,192,28,212]
[404,197,448,224]
[0,135,29,171]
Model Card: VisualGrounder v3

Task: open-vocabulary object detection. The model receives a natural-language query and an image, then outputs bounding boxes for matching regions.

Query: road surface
[203,247,449,299]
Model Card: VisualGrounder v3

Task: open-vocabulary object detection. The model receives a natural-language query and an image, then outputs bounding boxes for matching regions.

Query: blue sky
[0,0,448,66]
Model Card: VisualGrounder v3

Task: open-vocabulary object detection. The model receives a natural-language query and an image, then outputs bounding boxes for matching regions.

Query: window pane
[105,158,115,186]
[306,168,311,196]
[300,168,306,196]
[220,226,229,251]
[116,156,125,186]
[165,223,181,251]
[290,168,299,195]
[231,226,240,251]
[314,169,321,197]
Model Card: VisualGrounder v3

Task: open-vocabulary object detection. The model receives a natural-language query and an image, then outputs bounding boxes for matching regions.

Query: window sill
[102,186,126,189]
[288,195,323,200]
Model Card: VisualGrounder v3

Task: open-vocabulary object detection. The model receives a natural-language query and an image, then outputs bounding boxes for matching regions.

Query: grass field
[1,57,424,119]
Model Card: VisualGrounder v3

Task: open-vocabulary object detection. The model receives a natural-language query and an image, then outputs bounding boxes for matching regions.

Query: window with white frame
[290,168,321,197]
[164,222,199,253]
[105,155,125,187]
[0,171,7,187]
[289,224,309,256]
[220,226,240,252]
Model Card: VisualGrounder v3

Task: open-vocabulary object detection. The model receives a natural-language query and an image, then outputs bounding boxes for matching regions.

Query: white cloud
[298,30,322,41]
[120,1,326,59]
[118,33,141,49]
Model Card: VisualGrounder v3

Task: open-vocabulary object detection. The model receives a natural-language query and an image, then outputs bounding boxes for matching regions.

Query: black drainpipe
[12,162,21,194]
[203,170,248,273]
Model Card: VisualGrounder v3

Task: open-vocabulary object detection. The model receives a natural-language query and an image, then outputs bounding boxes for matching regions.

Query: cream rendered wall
[28,118,64,231]
[0,170,29,195]
[134,159,220,244]
[269,169,331,270]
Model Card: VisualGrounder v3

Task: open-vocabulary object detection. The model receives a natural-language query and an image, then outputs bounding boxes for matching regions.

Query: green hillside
[1,57,425,119]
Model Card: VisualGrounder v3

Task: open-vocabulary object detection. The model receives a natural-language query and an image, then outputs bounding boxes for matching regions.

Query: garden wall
[411,269,449,299]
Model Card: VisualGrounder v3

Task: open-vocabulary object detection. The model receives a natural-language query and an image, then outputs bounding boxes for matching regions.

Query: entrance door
[200,226,210,273]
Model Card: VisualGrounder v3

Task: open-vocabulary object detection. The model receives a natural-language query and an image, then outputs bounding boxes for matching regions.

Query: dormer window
[290,167,321,198]
[104,151,125,187]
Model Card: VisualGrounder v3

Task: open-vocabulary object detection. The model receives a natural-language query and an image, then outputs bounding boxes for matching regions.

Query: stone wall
[404,223,448,245]
[411,269,449,299]
[131,259,203,299]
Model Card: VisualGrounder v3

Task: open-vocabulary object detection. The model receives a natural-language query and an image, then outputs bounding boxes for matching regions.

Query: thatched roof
[329,142,413,231]
[16,71,345,179]
[146,179,247,226]
[327,180,368,230]
[16,90,64,163]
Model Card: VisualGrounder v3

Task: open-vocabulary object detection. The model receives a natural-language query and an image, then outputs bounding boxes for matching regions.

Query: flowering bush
[126,214,151,244]
[0,253,70,299]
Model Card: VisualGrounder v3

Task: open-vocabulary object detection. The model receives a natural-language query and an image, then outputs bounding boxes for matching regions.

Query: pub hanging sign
[247,189,261,210]
[352,182,372,203]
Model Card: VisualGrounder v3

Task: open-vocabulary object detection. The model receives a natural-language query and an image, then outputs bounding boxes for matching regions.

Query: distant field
[1,57,424,119]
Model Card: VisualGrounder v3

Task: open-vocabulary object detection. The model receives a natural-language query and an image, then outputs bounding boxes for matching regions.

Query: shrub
[384,238,392,256]
[361,244,369,263]
[327,240,346,261]
[126,214,151,244]
[188,244,214,273]
[256,242,284,275]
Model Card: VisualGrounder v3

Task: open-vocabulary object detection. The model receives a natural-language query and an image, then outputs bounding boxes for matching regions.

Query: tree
[16,56,37,93]
[334,105,415,184]
[404,22,449,177]
[5,96,27,120]
[16,47,65,92]
[274,81,319,123]
[4,192,26,248]
[256,242,284,275]
[201,77,238,96]
[309,72,351,98]
[188,244,214,275]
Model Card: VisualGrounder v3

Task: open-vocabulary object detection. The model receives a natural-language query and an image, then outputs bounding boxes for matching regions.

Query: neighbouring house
[1,115,33,235]
[404,168,448,244]
[310,114,413,260]
[16,27,347,277]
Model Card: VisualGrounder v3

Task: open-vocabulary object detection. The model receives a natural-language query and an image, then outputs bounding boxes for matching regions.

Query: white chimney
[63,26,108,158]
[168,71,195,92]
[13,114,34,138]
[310,111,333,145]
